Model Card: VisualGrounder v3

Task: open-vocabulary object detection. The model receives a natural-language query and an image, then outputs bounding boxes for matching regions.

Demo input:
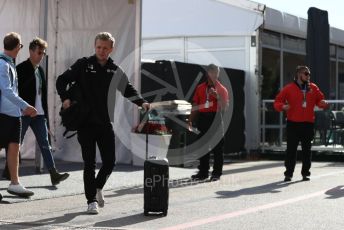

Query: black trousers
[197,112,224,177]
[285,121,314,178]
[77,123,116,204]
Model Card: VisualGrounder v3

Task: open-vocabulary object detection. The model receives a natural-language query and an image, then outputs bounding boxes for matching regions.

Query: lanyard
[302,89,306,99]
[205,86,213,109]
[205,87,210,102]
[302,89,307,108]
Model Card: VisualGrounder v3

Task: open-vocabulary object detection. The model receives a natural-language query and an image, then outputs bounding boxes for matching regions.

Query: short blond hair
[94,32,115,47]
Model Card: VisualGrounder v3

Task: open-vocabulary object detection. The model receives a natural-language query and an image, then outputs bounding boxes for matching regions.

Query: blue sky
[254,0,344,30]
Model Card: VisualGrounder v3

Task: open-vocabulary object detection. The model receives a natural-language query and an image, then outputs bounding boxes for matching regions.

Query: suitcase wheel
[162,209,168,216]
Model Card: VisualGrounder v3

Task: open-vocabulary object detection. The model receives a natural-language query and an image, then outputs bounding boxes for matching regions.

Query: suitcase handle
[139,109,159,159]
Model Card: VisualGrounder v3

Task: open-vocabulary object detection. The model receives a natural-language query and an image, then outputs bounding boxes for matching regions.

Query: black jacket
[56,55,146,125]
[17,59,49,120]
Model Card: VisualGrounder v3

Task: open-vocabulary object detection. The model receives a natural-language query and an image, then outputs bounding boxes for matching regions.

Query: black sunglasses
[303,72,310,76]
[37,51,46,56]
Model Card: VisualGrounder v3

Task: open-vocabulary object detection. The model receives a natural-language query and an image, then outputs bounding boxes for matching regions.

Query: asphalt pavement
[1,159,344,229]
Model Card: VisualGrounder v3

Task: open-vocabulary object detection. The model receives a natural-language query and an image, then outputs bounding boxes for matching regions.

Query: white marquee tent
[141,0,344,151]
[5,0,344,163]
[0,0,142,164]
[142,0,265,151]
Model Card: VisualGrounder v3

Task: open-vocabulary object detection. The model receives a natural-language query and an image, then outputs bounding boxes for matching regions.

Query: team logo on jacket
[87,64,94,70]
[86,64,96,73]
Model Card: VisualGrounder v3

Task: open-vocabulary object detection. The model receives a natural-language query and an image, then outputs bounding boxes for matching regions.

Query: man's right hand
[187,121,193,132]
[62,99,71,109]
[282,104,290,111]
[23,106,37,117]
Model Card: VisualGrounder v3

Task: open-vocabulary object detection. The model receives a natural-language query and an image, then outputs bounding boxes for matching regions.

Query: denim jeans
[21,115,55,170]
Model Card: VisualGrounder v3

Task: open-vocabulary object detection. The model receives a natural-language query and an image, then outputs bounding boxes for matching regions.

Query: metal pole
[35,0,49,173]
[262,100,266,153]
[279,34,284,146]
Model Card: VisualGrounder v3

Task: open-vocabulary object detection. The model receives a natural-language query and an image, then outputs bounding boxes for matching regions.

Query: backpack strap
[63,130,78,139]
[0,57,14,108]
[0,56,14,87]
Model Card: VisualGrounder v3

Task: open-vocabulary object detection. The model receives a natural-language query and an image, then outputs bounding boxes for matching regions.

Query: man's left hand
[141,102,150,112]
[209,87,218,97]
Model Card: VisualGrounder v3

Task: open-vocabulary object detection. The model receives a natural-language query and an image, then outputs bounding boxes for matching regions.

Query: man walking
[16,37,69,185]
[56,32,149,214]
[0,32,36,197]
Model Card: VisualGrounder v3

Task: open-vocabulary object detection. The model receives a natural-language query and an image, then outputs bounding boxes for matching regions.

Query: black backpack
[59,81,90,138]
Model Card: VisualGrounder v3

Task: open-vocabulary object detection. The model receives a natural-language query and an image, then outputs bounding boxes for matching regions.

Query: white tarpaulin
[0,0,142,164]
[141,0,264,151]
[142,0,264,38]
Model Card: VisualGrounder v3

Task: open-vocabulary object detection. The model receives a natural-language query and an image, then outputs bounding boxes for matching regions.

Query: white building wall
[142,35,249,74]
[142,38,185,62]
[247,35,260,151]
[186,36,247,70]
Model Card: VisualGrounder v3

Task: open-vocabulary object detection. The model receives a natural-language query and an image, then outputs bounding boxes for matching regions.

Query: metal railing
[261,99,344,153]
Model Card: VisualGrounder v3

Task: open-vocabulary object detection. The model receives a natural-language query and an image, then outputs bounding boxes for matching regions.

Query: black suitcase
[144,158,169,216]
[142,110,169,216]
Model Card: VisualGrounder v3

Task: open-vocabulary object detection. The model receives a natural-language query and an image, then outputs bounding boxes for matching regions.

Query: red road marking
[160,189,327,230]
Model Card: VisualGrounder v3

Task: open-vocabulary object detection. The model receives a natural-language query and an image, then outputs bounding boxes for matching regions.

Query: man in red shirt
[274,65,328,182]
[188,64,229,181]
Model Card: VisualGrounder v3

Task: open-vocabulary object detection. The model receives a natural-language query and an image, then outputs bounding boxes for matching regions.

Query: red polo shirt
[193,81,229,112]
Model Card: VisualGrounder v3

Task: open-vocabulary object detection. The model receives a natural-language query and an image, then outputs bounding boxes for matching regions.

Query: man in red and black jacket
[274,65,328,182]
[188,64,229,181]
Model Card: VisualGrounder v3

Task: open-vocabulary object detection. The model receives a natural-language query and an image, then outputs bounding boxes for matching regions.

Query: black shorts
[0,113,21,148]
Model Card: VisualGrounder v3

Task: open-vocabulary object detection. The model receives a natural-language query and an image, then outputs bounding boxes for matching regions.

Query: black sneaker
[284,176,292,182]
[191,173,208,181]
[50,169,70,186]
[302,176,310,181]
[209,175,221,182]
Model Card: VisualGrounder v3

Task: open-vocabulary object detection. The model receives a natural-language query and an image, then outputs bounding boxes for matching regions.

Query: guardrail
[261,99,344,153]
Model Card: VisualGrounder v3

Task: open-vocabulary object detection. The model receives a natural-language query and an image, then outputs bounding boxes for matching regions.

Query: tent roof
[142,0,264,38]
[143,0,344,47]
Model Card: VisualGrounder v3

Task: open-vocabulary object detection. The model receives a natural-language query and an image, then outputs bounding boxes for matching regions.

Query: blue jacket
[0,53,29,117]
